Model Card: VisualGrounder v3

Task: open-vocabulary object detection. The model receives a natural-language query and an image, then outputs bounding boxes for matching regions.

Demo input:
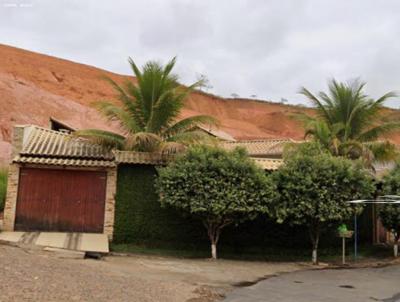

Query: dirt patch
[103,253,306,288]
[0,244,306,301]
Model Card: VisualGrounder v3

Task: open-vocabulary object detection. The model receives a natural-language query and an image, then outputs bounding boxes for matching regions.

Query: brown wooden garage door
[15,168,107,233]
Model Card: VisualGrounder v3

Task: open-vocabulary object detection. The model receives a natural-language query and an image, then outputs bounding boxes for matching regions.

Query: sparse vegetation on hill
[1,44,400,163]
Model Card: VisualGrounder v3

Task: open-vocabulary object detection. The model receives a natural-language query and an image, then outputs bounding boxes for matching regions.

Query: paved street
[224,265,400,302]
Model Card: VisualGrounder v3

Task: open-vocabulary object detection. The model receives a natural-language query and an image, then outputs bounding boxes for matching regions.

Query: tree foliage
[299,79,399,165]
[380,165,400,256]
[76,57,217,153]
[156,145,276,259]
[273,143,374,264]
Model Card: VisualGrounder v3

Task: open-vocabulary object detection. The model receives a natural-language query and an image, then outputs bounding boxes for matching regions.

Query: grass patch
[111,243,210,259]
[111,242,395,263]
[349,244,393,259]
[110,243,362,262]
[0,167,8,212]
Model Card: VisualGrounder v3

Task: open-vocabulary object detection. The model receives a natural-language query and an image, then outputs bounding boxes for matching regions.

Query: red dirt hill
[0,44,399,163]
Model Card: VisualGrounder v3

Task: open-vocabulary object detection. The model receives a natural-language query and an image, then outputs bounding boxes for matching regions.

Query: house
[49,117,75,133]
[4,123,393,246]
[3,125,166,240]
[221,139,302,170]
[3,124,292,240]
[196,125,236,141]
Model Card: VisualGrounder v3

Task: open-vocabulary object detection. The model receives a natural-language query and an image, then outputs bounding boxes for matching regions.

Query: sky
[0,0,399,108]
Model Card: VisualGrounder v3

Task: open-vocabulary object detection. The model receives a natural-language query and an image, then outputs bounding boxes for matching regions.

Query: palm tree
[300,79,400,164]
[76,57,217,153]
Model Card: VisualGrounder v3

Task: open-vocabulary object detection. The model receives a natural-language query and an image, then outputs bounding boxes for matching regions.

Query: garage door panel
[15,168,106,233]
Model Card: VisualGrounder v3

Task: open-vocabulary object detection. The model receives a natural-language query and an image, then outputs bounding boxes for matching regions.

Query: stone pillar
[3,164,20,231]
[2,125,27,231]
[10,125,27,159]
[103,168,117,241]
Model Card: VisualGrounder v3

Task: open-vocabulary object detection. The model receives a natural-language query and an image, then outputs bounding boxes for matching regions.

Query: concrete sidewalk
[0,231,109,253]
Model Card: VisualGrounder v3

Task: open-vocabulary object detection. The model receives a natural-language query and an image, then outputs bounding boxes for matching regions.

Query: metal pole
[354,213,358,261]
[342,237,346,265]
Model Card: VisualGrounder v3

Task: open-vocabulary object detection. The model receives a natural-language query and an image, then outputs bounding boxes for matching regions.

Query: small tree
[156,146,276,259]
[196,73,213,92]
[380,166,400,257]
[273,143,374,264]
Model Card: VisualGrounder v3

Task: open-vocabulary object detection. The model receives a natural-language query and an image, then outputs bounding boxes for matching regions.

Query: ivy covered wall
[113,164,207,248]
[113,164,372,251]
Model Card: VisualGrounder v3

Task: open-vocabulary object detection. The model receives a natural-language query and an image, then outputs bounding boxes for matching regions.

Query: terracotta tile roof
[113,151,169,165]
[13,155,116,167]
[20,126,113,159]
[13,125,168,167]
[251,158,283,170]
[12,126,289,169]
[221,139,301,157]
[197,125,236,141]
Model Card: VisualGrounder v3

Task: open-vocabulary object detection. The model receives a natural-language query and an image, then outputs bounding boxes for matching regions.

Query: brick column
[103,168,117,240]
[3,164,20,231]
[10,125,27,159]
[2,125,26,231]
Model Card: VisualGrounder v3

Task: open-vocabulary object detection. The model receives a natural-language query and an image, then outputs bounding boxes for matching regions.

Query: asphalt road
[224,264,400,302]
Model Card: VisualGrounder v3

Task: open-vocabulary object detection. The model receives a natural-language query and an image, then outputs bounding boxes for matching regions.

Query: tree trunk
[204,219,232,260]
[394,234,399,258]
[312,248,318,265]
[207,223,221,260]
[309,223,320,265]
[211,242,217,259]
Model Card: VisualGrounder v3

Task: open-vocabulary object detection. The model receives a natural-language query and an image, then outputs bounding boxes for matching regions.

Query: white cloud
[0,0,399,108]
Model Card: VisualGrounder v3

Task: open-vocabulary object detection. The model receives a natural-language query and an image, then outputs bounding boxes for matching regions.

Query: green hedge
[113,164,372,250]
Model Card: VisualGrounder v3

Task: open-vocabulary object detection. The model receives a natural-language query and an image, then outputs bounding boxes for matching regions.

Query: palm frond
[102,76,145,128]
[168,130,216,146]
[163,56,177,77]
[374,91,397,106]
[299,87,333,123]
[159,141,187,155]
[128,57,143,82]
[80,57,220,152]
[301,78,399,166]
[125,132,162,152]
[147,90,183,133]
[357,122,400,142]
[123,80,147,130]
[93,101,141,134]
[366,141,399,163]
[74,129,125,150]
[163,115,218,138]
[291,112,315,124]
[338,140,364,159]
